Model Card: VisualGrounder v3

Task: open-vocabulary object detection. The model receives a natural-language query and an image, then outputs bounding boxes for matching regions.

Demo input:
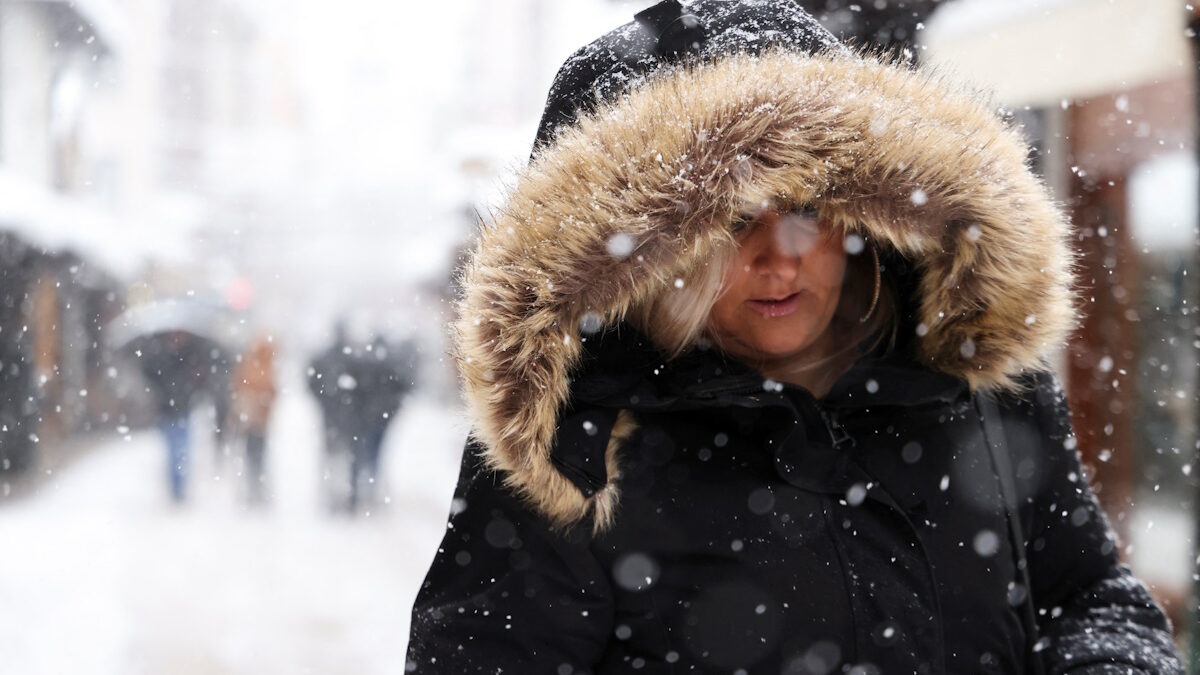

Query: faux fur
[455,52,1078,530]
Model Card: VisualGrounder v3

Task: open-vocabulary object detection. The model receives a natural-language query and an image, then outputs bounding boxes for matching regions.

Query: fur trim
[456,52,1078,529]
[590,410,637,534]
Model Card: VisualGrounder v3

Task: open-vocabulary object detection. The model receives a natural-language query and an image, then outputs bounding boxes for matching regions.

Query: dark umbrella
[105,300,239,353]
[105,302,240,417]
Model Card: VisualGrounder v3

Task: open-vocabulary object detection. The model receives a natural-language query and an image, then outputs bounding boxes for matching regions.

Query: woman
[407,1,1182,673]
[233,335,277,505]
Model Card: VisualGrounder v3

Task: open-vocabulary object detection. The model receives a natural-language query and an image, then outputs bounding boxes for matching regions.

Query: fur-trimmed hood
[454,32,1076,531]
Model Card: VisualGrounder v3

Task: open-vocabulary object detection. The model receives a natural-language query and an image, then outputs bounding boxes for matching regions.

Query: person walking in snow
[210,348,236,469]
[232,335,277,505]
[308,324,359,511]
[406,1,1182,673]
[136,330,215,503]
[344,335,414,514]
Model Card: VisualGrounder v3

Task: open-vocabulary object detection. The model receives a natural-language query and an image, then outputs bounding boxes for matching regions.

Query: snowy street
[0,361,466,675]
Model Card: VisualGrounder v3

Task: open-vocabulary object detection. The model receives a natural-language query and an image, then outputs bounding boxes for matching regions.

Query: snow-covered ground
[0,365,467,675]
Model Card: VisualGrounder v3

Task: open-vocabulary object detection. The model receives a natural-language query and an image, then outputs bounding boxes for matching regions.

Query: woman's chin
[736,334,815,363]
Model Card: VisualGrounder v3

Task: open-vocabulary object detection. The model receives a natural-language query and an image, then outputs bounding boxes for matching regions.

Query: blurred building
[0,0,133,471]
[108,0,304,319]
[0,0,304,474]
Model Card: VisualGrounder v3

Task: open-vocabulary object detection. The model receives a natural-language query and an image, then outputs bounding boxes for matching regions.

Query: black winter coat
[136,332,218,419]
[409,1,1181,672]
[407,330,1179,674]
[309,341,415,440]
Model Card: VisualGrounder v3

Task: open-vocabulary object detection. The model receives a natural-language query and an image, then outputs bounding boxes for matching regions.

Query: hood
[454,16,1077,533]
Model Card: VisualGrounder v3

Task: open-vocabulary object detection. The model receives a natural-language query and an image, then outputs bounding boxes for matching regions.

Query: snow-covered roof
[0,170,148,278]
[923,0,1075,42]
[922,0,1189,107]
[32,0,130,56]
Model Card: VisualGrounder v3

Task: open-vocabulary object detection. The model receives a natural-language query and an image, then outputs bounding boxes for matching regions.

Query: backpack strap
[976,392,1047,675]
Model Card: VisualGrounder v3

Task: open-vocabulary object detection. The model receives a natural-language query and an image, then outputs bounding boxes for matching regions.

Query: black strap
[976,393,1047,675]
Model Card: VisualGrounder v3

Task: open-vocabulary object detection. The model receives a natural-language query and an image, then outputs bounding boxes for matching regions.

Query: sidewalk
[1,425,144,504]
[0,381,467,675]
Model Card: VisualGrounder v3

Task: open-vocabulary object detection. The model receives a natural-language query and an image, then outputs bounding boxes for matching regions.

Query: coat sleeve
[405,441,614,674]
[1005,371,1183,675]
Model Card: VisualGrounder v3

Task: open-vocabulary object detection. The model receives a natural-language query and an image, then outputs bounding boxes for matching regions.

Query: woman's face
[709,207,847,365]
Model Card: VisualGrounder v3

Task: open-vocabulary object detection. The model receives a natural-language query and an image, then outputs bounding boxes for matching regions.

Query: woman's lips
[745,291,804,318]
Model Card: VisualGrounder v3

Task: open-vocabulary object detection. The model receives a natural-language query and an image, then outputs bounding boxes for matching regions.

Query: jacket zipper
[684,378,856,451]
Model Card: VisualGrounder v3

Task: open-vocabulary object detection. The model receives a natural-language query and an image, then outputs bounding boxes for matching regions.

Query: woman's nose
[754,237,801,281]
[754,219,814,279]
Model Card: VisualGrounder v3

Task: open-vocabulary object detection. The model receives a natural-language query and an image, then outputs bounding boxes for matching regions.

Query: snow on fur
[455,51,1077,530]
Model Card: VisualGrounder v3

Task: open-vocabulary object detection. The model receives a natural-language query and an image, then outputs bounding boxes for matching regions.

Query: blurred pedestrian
[345,335,415,513]
[135,330,214,502]
[308,323,358,511]
[232,335,277,505]
[210,349,236,469]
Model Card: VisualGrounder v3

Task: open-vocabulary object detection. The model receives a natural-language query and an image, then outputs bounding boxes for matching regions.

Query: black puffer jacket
[408,329,1178,674]
[408,1,1181,672]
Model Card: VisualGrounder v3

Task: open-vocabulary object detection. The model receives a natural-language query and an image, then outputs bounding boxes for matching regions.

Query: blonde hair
[630,228,898,374]
[630,245,736,359]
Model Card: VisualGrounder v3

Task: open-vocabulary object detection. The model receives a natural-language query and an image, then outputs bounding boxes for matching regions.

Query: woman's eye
[730,216,752,233]
[791,205,820,221]
[785,205,832,240]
